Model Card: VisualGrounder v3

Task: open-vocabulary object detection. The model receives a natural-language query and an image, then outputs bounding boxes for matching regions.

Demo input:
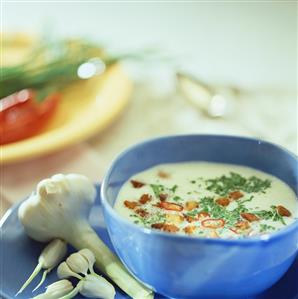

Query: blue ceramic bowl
[101,135,298,299]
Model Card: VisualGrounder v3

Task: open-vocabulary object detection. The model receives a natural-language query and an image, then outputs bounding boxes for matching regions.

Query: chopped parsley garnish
[150,184,165,197]
[170,184,178,193]
[150,183,178,200]
[186,209,200,217]
[131,211,166,226]
[234,196,253,213]
[198,196,240,227]
[206,172,271,196]
[259,224,275,233]
[253,206,286,225]
[172,196,182,202]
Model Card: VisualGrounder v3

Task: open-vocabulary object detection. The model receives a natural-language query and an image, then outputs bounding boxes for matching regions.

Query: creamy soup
[114,162,298,238]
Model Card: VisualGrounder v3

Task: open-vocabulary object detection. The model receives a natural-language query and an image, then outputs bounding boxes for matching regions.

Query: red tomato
[0,89,60,145]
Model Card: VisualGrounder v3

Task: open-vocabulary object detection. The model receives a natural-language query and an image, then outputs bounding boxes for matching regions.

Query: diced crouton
[276,205,291,217]
[166,213,184,225]
[241,212,259,222]
[185,201,199,211]
[183,225,196,234]
[157,201,183,212]
[229,191,244,200]
[215,197,230,207]
[124,200,139,209]
[130,180,145,188]
[139,194,152,204]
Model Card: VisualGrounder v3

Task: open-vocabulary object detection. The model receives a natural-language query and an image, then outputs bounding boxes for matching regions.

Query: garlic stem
[16,262,43,295]
[32,269,51,292]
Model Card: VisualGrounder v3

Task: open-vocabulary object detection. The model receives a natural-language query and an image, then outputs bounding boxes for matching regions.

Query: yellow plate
[1,35,132,164]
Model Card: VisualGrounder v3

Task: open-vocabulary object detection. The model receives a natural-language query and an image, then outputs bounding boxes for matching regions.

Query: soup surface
[114,162,298,238]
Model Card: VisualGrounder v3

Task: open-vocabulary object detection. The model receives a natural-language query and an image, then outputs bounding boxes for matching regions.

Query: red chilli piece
[139,194,152,204]
[130,180,145,188]
[201,218,225,229]
[157,201,183,212]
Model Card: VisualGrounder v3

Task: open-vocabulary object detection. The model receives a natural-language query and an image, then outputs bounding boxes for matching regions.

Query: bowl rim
[101,134,298,245]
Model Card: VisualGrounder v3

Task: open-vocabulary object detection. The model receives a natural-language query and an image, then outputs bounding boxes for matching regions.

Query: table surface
[1,76,297,218]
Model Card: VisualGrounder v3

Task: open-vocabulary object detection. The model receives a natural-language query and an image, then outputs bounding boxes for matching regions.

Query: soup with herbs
[114,162,297,238]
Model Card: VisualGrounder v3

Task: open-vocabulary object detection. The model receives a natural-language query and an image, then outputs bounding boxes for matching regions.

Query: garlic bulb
[19,174,153,298]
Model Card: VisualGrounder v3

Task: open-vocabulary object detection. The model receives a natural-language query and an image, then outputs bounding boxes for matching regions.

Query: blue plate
[1,185,297,299]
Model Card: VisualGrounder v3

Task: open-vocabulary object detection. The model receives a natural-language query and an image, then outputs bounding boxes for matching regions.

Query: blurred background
[1,1,297,216]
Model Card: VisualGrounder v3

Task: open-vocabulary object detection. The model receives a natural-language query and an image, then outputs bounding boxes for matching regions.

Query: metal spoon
[176,72,237,118]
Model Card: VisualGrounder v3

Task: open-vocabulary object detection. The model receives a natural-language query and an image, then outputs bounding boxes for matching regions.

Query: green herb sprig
[130,212,166,226]
[1,38,159,100]
[150,184,178,198]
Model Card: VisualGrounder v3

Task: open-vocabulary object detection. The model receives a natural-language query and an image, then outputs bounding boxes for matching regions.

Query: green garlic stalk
[18,174,153,299]
[16,239,67,295]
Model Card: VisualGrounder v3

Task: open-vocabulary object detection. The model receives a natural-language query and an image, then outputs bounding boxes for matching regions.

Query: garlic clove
[57,261,83,280]
[46,279,73,294]
[39,239,67,269]
[79,249,96,273]
[16,239,67,295]
[66,251,89,276]
[80,274,115,299]
[31,279,74,299]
